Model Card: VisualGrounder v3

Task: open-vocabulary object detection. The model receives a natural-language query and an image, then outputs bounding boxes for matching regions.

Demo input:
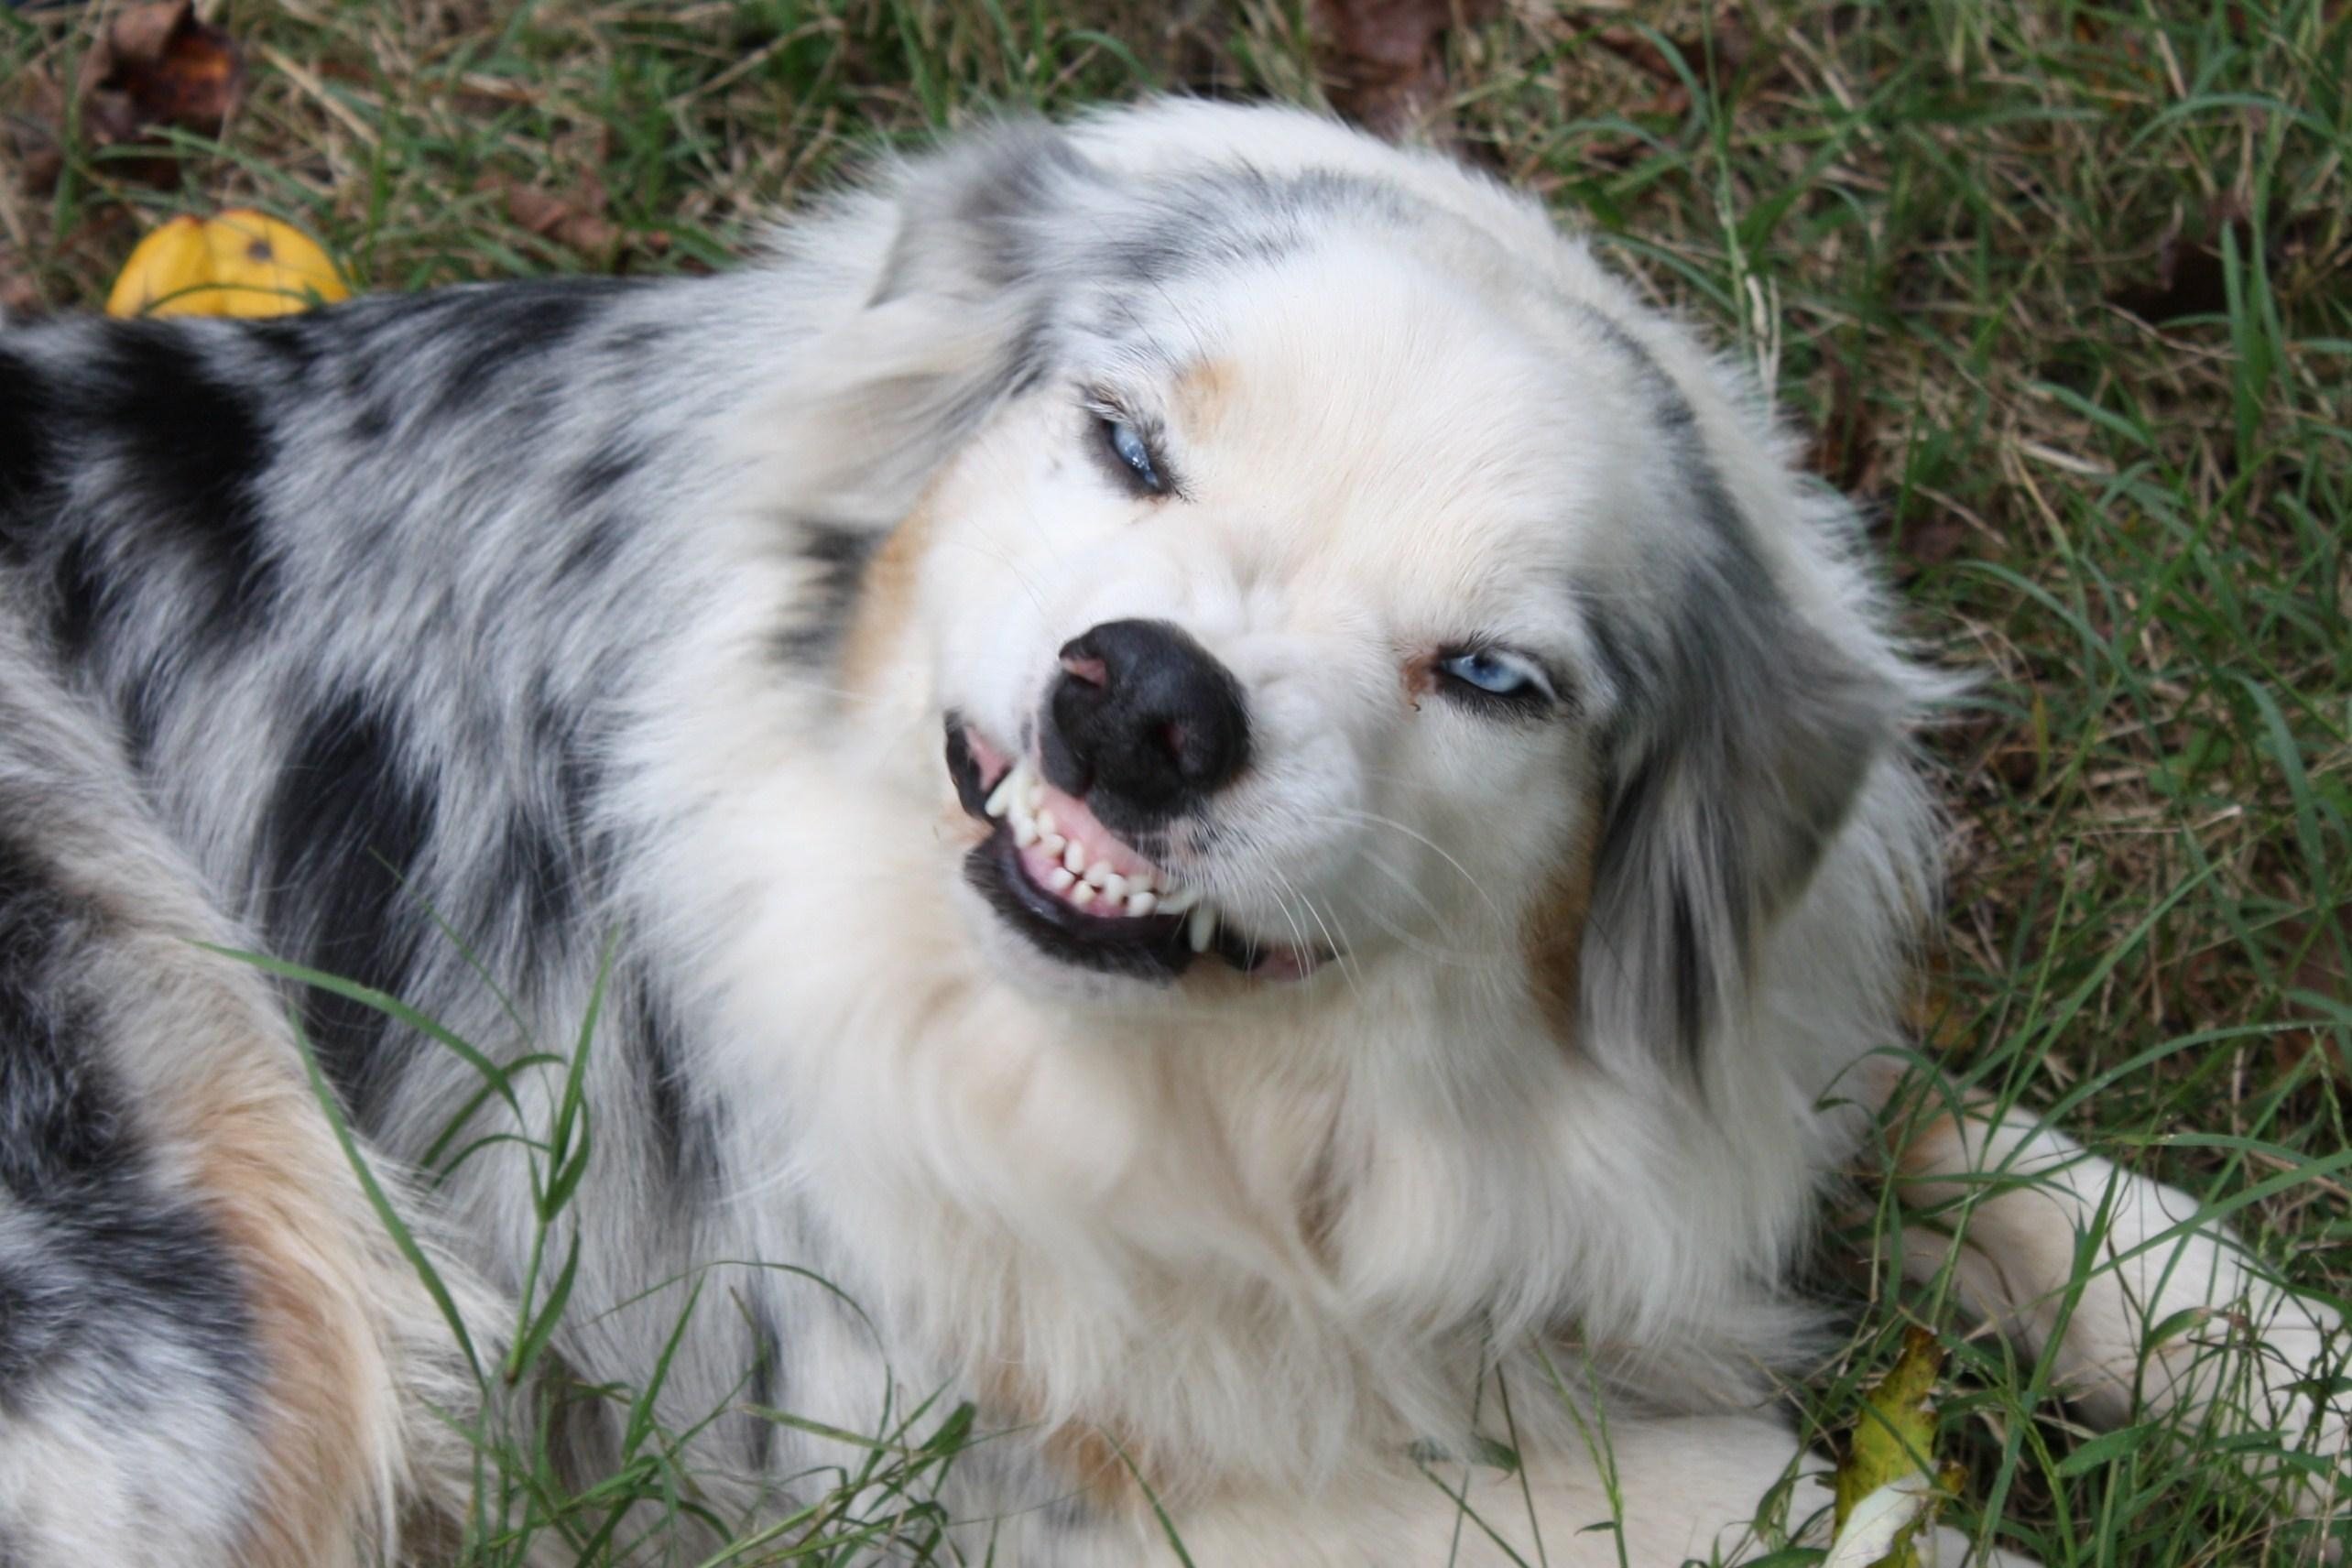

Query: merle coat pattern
[0,102,2343,1567]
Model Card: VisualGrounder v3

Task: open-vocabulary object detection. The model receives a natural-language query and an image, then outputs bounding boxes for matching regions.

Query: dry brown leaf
[1315,0,1496,135]
[103,0,246,137]
[479,172,623,257]
[5,1,245,194]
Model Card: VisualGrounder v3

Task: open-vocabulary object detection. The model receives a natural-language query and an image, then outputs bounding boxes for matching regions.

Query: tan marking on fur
[1400,651,1436,710]
[1171,357,1237,435]
[176,1061,399,1568]
[980,1364,1153,1516]
[837,495,938,695]
[1524,798,1604,1046]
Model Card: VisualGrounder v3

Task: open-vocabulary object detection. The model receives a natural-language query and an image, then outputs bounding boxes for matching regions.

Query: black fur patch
[501,811,575,936]
[0,348,59,544]
[46,534,113,664]
[90,323,280,640]
[425,281,634,424]
[746,1292,783,1470]
[260,690,437,1127]
[561,444,646,512]
[0,837,116,1193]
[634,975,720,1198]
[0,830,256,1414]
[244,315,324,379]
[769,521,881,669]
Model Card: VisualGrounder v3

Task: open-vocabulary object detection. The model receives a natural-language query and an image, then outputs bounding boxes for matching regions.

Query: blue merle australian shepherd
[0,101,2342,1566]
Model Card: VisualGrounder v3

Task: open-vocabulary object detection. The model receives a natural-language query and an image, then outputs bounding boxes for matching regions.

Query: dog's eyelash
[1082,395,1177,499]
[1430,645,1560,717]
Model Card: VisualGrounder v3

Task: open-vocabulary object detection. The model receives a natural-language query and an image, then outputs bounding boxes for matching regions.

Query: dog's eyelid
[1429,642,1566,713]
[1079,389,1179,499]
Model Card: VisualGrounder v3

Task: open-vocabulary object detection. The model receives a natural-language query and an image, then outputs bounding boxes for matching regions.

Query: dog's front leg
[1054,1416,2031,1567]
[1893,1099,2349,1525]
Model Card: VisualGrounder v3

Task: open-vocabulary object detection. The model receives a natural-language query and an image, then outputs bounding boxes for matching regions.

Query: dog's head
[778,105,1914,1061]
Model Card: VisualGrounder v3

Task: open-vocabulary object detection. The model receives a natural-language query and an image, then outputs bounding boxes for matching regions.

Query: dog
[0,99,2342,1566]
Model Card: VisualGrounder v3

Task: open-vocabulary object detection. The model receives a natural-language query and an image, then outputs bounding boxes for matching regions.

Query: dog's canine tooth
[1157,886,1199,915]
[1102,872,1128,901]
[1083,860,1113,889]
[1062,840,1087,875]
[983,773,1018,819]
[1187,905,1217,953]
[1014,817,1040,847]
[1126,891,1157,918]
[1071,882,1098,909]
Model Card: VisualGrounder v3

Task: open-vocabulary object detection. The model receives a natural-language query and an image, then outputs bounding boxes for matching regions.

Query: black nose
[1041,619,1250,818]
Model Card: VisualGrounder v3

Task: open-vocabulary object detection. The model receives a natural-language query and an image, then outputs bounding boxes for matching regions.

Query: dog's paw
[1896,1108,2349,1523]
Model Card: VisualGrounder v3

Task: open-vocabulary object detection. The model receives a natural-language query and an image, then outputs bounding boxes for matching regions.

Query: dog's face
[824,123,1902,1044]
[926,244,1622,999]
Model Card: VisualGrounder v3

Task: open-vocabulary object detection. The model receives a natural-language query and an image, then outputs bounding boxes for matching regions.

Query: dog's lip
[943,716,1323,980]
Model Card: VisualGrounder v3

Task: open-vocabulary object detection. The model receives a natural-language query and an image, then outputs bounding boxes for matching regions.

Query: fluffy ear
[745,122,1101,524]
[1577,442,1904,1067]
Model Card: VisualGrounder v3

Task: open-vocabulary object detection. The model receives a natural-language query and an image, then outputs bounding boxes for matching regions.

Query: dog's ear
[745,123,1102,523]
[1576,480,1903,1069]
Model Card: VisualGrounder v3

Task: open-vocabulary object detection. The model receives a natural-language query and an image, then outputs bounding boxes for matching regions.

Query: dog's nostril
[1045,619,1250,815]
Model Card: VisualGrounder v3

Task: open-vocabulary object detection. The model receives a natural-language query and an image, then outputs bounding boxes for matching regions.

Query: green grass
[5,0,2348,1563]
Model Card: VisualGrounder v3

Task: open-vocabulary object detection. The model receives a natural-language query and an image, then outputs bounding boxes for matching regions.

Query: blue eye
[1102,418,1164,493]
[1436,648,1549,705]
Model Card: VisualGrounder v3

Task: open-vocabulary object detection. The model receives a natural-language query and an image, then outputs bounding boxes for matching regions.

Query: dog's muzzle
[943,622,1324,982]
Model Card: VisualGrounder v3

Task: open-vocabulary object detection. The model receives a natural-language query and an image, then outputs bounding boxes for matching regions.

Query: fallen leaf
[106,209,350,318]
[1832,1328,1965,1568]
[1315,0,1497,135]
[479,171,623,258]
[103,0,245,137]
[5,1,245,194]
[1824,1475,1940,1568]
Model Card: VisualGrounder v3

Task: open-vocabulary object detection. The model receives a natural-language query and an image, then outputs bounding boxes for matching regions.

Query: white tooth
[1156,886,1199,915]
[1083,860,1113,888]
[1187,905,1216,953]
[1101,873,1128,902]
[1126,892,1157,918]
[1071,882,1098,909]
[1036,808,1058,837]
[983,774,1018,819]
[1046,866,1076,892]
[1041,833,1067,855]
[1062,840,1087,874]
[1014,817,1040,847]
[1027,776,1047,810]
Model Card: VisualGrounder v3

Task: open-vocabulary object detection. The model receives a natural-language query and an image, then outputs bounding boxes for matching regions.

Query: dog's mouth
[945,720,1319,982]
